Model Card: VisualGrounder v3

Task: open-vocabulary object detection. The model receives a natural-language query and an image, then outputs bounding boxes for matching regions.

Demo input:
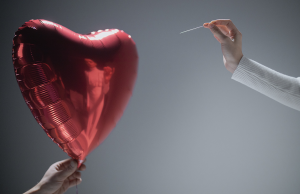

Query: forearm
[232,56,300,111]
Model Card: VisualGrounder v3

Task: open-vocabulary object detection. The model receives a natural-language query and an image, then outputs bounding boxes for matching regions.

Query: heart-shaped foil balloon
[12,19,138,165]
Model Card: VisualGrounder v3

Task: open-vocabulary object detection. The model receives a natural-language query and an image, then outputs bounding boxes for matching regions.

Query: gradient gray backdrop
[1,0,300,193]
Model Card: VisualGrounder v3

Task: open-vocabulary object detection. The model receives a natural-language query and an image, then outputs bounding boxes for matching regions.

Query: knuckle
[59,162,68,171]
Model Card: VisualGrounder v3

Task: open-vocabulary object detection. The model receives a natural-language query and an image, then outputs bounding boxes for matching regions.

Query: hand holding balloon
[24,159,86,194]
[203,19,243,73]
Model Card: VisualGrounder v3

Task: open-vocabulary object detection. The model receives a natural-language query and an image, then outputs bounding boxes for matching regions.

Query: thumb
[208,24,230,43]
[54,159,78,180]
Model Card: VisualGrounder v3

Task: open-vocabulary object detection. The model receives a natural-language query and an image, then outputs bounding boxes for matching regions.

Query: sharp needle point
[180,26,203,34]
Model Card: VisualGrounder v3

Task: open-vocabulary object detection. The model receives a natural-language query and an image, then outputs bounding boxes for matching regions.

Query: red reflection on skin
[84,58,112,146]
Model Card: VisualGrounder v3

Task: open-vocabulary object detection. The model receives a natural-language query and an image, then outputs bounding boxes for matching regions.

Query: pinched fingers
[204,19,242,43]
[204,23,230,43]
[210,19,238,31]
[211,19,242,41]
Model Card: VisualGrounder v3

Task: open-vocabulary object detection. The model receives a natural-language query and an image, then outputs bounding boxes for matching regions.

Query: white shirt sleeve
[231,56,300,111]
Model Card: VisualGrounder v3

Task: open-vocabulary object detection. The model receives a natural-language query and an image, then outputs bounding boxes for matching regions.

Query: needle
[180,26,203,34]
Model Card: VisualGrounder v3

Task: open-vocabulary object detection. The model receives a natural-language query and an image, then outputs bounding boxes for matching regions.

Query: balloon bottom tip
[77,159,84,168]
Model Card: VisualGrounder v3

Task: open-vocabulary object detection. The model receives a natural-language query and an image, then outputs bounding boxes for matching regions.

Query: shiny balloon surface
[12,19,138,165]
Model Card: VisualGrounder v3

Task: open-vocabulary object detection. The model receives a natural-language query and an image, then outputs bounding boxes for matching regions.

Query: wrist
[24,184,42,194]
[226,53,243,74]
[233,54,243,73]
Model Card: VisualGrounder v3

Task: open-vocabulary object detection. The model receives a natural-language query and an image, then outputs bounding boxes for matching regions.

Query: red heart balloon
[12,19,138,165]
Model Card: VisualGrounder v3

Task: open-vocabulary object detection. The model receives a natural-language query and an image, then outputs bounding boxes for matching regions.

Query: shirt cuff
[231,56,300,111]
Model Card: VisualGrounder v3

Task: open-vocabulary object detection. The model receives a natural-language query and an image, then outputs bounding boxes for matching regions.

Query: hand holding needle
[203,20,243,73]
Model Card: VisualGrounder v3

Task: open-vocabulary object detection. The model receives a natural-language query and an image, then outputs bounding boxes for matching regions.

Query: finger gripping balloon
[12,19,138,165]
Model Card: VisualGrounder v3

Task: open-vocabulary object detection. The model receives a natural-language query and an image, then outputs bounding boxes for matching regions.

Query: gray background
[1,0,300,193]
